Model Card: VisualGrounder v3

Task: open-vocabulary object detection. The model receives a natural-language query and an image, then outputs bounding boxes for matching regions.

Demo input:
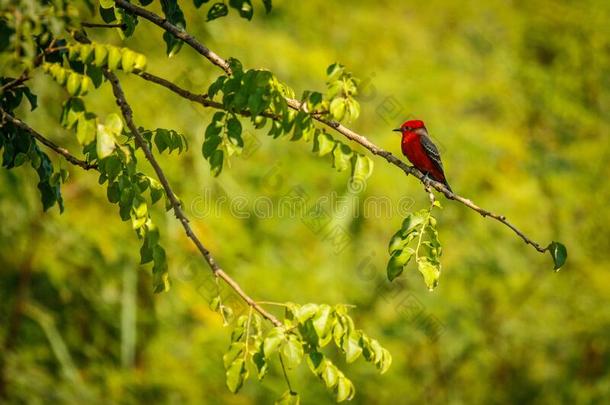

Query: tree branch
[114,0,231,75]
[0,108,98,170]
[112,1,550,254]
[0,74,30,93]
[102,69,282,326]
[133,70,280,121]
[81,22,127,29]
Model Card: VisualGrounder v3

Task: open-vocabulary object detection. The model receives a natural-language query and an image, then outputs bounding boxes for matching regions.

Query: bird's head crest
[393,119,426,133]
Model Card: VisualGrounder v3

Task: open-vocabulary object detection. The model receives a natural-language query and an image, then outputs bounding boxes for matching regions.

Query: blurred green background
[1,0,609,403]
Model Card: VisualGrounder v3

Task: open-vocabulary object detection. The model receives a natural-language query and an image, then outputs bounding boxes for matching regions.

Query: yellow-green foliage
[0,0,609,404]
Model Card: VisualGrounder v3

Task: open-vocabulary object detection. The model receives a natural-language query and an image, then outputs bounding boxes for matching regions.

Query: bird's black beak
[393,128,402,133]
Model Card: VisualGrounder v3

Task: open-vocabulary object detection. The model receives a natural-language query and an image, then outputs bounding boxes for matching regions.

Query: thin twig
[133,70,281,121]
[114,0,550,254]
[0,109,98,170]
[1,39,65,94]
[115,0,231,75]
[257,301,291,307]
[0,73,30,93]
[103,69,282,327]
[81,22,127,29]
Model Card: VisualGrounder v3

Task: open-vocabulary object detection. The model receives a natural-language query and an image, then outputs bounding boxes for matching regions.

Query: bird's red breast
[401,131,446,183]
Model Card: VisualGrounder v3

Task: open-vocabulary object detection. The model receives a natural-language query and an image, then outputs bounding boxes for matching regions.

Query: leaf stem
[279,353,296,395]
[415,200,435,262]
[257,301,291,307]
[244,306,253,361]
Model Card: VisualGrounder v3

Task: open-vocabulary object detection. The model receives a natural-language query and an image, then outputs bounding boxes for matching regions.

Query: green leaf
[96,124,116,159]
[107,181,120,203]
[161,0,186,56]
[133,53,147,71]
[78,75,93,96]
[281,335,304,369]
[223,342,245,368]
[120,49,137,73]
[335,376,355,402]
[102,155,122,181]
[22,87,37,111]
[332,319,347,348]
[99,0,115,9]
[226,116,243,148]
[152,245,170,293]
[163,31,183,57]
[332,142,353,172]
[251,348,268,380]
[93,45,108,67]
[155,128,171,153]
[262,0,272,13]
[386,247,414,281]
[149,180,164,204]
[547,241,567,271]
[99,5,117,23]
[78,44,94,64]
[263,327,284,355]
[313,131,334,156]
[202,135,222,159]
[194,0,211,8]
[326,63,344,81]
[60,97,85,129]
[107,46,122,71]
[417,257,441,291]
[343,333,362,363]
[322,363,339,389]
[229,0,254,20]
[329,97,346,121]
[105,113,123,135]
[13,153,27,167]
[47,64,66,85]
[401,210,428,233]
[227,58,244,75]
[208,2,229,21]
[275,391,299,405]
[351,153,374,181]
[209,149,224,176]
[306,351,325,375]
[368,338,384,364]
[117,8,138,37]
[208,76,226,98]
[66,73,81,96]
[231,315,248,342]
[344,98,360,122]
[388,231,409,255]
[377,348,392,374]
[312,305,333,343]
[225,358,248,393]
[295,303,318,324]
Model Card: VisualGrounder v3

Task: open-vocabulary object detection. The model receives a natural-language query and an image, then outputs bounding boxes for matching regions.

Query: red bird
[394,120,452,192]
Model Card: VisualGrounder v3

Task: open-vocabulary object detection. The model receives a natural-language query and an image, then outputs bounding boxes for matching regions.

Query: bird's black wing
[419,134,445,175]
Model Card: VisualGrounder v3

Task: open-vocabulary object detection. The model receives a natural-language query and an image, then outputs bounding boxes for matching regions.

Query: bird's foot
[421,174,436,204]
[422,173,433,190]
